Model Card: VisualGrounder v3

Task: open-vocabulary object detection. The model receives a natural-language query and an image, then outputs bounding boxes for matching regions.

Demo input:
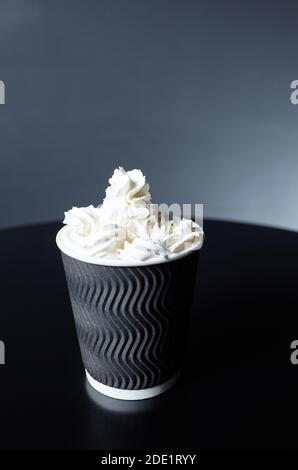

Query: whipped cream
[58,167,203,264]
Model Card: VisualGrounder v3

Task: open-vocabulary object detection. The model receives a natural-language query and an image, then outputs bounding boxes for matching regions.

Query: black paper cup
[57,228,201,400]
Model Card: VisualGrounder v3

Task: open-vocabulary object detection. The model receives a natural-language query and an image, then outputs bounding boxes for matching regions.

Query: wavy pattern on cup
[62,252,198,390]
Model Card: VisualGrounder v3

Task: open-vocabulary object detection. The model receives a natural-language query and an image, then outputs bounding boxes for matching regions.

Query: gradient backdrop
[0,0,297,230]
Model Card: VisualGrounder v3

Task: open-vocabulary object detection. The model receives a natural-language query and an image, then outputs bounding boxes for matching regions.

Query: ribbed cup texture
[62,251,199,390]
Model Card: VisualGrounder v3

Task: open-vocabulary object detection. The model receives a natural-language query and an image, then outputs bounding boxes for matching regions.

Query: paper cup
[57,228,201,400]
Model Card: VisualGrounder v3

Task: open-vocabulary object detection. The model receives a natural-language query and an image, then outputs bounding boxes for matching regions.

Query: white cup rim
[56,226,203,267]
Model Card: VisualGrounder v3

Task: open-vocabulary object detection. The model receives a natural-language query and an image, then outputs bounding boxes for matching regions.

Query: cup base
[85,369,181,401]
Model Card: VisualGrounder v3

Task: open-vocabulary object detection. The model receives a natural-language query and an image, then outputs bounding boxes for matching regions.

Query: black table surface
[0,220,297,450]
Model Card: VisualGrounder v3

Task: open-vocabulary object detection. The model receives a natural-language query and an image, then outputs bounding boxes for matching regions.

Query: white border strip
[85,369,181,401]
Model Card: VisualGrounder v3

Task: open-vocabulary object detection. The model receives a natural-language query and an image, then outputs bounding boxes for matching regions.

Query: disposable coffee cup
[56,227,201,400]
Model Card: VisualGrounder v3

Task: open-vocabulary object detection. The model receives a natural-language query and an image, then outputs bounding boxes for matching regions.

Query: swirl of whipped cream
[58,167,203,262]
[100,167,151,226]
[118,213,202,261]
[62,205,124,257]
[119,238,170,262]
[63,205,101,237]
[150,216,202,253]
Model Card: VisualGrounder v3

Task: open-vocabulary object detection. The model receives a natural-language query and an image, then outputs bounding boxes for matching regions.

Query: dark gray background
[0,0,297,230]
